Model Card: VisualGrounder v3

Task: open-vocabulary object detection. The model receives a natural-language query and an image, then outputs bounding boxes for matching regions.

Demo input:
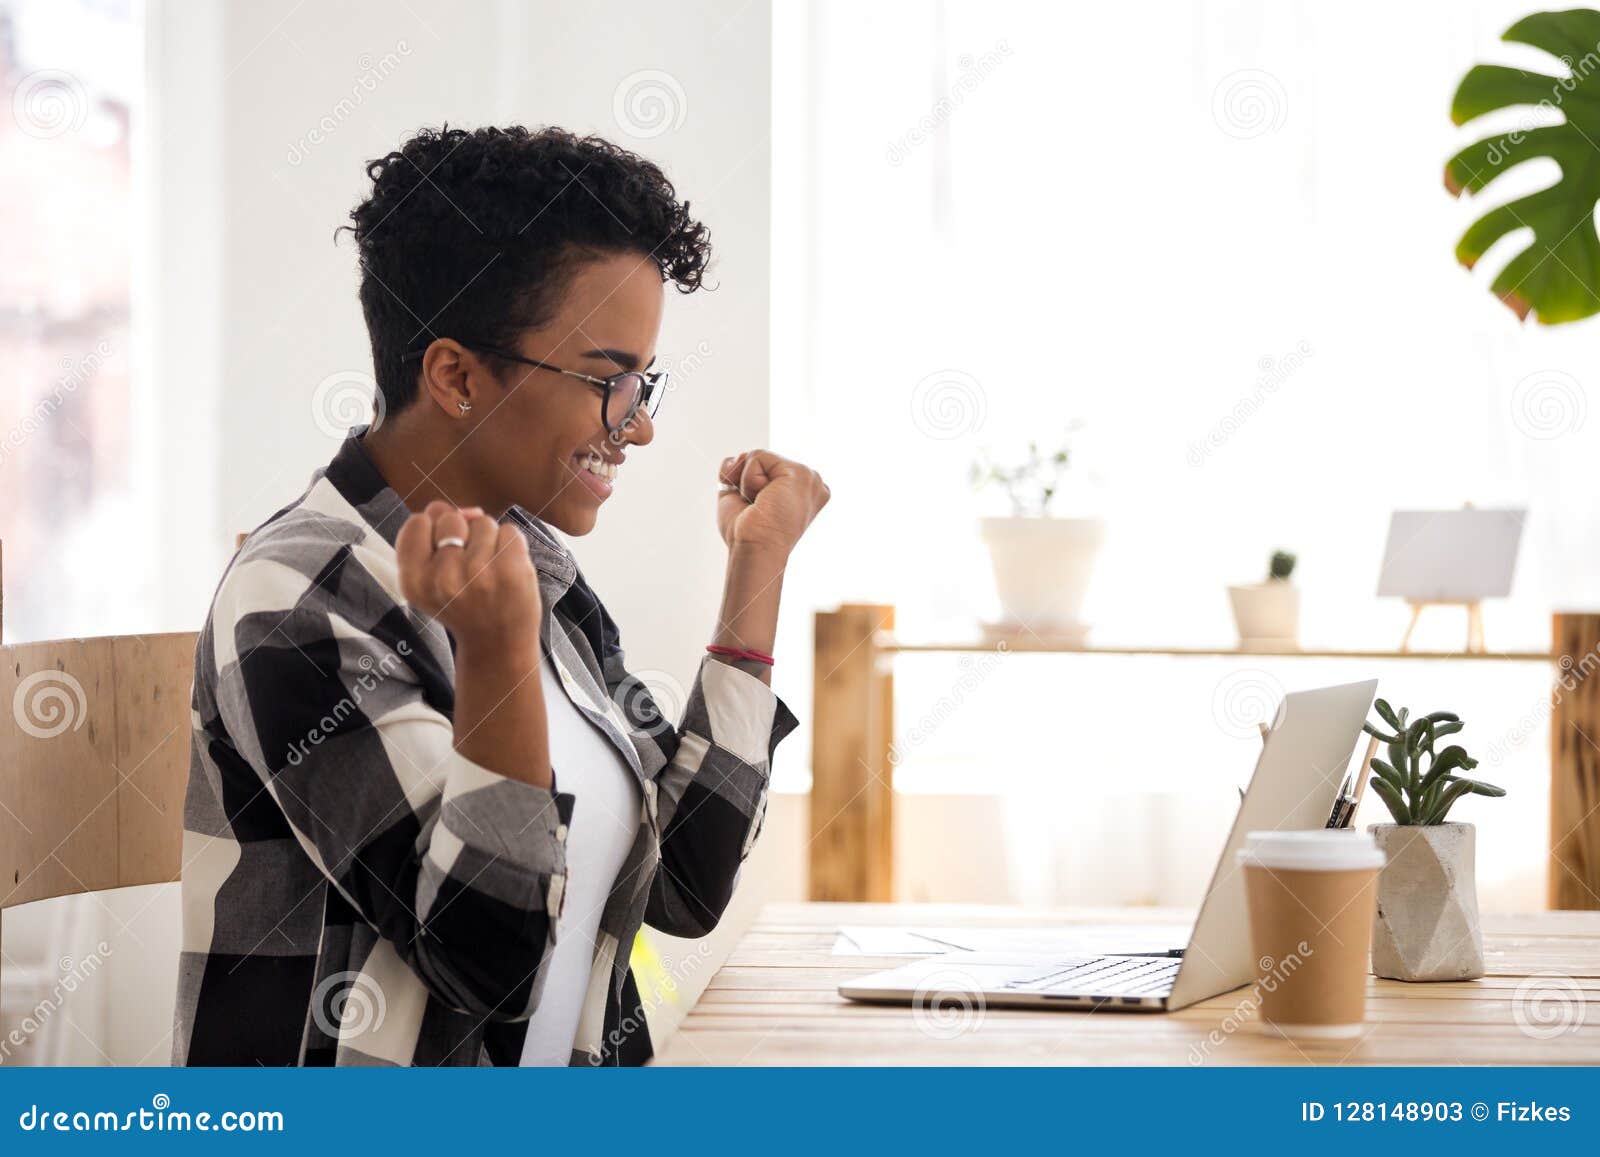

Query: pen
[1325,773,1354,828]
[1327,734,1381,828]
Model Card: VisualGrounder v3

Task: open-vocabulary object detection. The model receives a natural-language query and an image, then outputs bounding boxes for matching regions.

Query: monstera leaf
[1446,8,1600,324]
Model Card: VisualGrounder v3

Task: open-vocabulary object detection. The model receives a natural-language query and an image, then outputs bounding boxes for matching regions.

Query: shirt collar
[325,428,579,607]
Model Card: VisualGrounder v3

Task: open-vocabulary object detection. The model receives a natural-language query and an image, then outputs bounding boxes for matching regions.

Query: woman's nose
[620,409,654,447]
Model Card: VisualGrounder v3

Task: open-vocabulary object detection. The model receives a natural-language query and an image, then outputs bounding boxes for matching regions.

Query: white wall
[172,0,775,661]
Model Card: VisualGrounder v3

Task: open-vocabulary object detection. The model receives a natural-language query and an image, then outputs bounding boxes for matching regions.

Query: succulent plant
[969,425,1082,518]
[1362,699,1506,826]
[1268,550,1296,582]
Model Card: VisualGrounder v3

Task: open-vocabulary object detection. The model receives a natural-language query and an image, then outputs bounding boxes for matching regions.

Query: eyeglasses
[401,340,668,436]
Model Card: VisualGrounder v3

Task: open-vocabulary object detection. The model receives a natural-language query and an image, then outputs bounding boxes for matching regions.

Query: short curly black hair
[345,125,712,412]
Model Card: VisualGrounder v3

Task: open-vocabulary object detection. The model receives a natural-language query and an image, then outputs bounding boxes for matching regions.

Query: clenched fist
[716,450,829,555]
[395,501,541,651]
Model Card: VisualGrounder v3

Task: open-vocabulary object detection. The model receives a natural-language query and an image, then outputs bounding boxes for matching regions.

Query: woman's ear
[417,339,481,419]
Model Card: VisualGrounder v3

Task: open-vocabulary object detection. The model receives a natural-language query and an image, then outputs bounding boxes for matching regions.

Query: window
[0,0,145,1068]
[0,0,141,643]
[776,0,1567,908]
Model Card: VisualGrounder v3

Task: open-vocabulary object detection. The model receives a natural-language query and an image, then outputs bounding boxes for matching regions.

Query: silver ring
[434,536,468,550]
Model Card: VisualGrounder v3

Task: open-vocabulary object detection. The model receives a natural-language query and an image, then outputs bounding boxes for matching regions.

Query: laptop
[837,678,1377,1013]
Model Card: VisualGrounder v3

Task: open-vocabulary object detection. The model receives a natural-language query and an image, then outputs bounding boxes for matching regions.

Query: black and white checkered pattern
[173,433,797,1066]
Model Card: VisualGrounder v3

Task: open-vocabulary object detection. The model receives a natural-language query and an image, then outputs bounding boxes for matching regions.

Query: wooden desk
[653,903,1600,1066]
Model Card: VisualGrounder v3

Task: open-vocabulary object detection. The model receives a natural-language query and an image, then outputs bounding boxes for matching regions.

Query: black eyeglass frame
[400,339,667,435]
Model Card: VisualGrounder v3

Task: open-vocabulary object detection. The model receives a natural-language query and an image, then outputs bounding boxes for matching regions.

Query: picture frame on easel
[1377,506,1525,654]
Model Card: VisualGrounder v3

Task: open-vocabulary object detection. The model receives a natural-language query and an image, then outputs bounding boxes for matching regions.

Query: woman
[172,126,827,1067]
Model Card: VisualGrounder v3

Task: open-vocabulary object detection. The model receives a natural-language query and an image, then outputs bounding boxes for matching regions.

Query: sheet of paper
[832,922,1192,957]
[832,927,977,954]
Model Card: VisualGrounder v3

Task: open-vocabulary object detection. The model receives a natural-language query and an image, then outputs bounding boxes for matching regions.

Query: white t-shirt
[518,650,642,1066]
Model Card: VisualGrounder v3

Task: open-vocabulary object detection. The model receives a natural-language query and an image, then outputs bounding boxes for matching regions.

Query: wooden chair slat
[1,633,196,911]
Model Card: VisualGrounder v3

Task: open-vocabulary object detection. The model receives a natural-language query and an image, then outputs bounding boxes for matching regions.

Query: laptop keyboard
[1000,955,1182,998]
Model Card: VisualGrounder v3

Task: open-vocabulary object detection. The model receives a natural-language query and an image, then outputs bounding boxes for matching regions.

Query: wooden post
[1551,612,1600,909]
[810,604,895,901]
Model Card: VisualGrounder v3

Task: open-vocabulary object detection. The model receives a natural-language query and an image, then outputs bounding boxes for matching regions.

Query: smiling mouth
[572,449,619,500]
[576,450,617,482]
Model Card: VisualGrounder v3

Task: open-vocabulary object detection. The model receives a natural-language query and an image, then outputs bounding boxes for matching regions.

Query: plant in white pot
[1362,699,1507,982]
[969,430,1104,640]
[1229,550,1300,652]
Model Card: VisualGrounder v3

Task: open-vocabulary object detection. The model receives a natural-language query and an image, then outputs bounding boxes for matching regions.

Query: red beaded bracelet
[707,644,775,666]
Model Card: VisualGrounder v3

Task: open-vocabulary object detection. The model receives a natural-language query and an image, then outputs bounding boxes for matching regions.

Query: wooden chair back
[0,541,197,970]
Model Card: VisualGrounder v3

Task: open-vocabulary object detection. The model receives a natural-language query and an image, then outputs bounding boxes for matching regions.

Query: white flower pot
[1227,581,1300,651]
[979,516,1105,635]
[1369,822,1485,982]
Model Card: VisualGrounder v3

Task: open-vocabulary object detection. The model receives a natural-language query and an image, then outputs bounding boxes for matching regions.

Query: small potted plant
[1361,699,1506,982]
[1228,550,1300,651]
[970,429,1104,638]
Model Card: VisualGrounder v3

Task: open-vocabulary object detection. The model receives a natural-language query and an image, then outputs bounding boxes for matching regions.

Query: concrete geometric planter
[1369,822,1485,982]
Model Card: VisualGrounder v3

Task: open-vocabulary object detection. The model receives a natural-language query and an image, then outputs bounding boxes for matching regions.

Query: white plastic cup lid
[1235,829,1386,871]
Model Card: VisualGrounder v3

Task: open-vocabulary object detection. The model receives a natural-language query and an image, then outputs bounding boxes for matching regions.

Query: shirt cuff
[692,654,799,766]
[435,752,570,909]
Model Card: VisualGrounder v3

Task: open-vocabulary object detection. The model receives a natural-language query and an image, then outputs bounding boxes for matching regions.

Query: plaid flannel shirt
[173,432,797,1066]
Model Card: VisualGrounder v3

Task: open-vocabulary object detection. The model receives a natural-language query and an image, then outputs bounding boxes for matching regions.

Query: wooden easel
[1394,499,1491,654]
[1399,598,1486,654]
